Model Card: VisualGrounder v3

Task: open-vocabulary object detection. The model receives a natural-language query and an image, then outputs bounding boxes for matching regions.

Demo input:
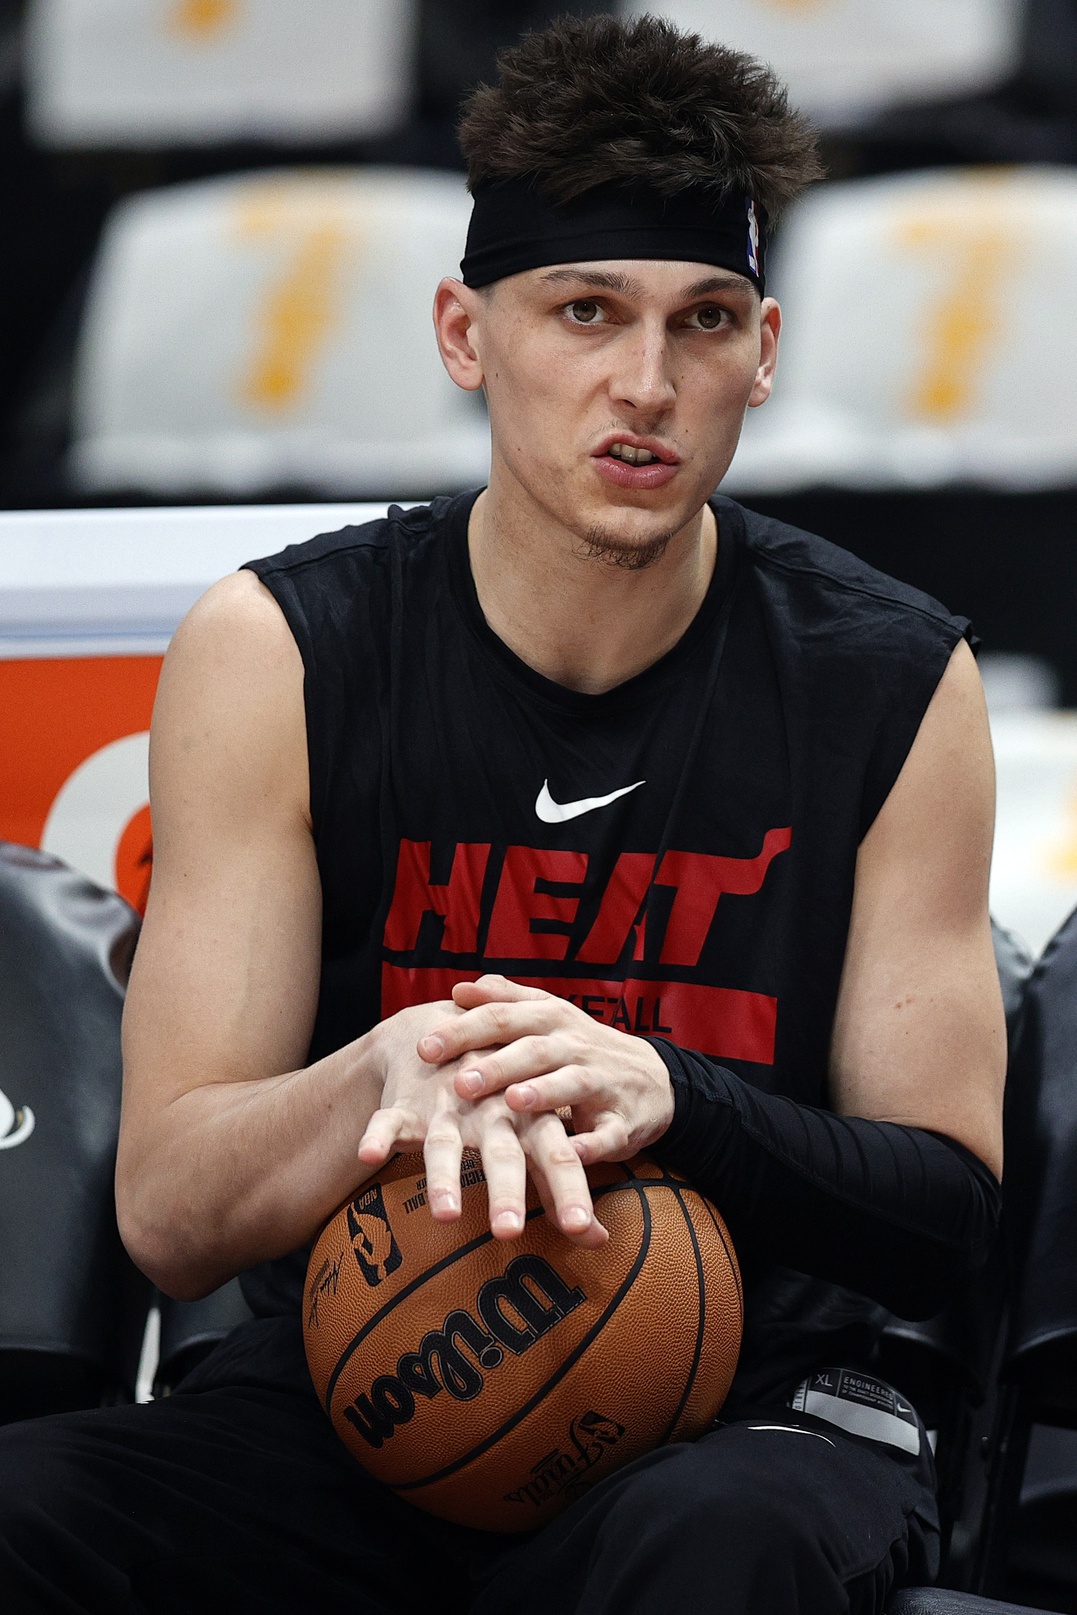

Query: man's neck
[466,479,718,696]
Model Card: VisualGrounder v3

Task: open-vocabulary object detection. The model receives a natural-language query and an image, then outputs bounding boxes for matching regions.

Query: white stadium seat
[25,0,416,147]
[989,711,1077,959]
[724,167,1077,495]
[68,168,490,500]
[620,0,1021,125]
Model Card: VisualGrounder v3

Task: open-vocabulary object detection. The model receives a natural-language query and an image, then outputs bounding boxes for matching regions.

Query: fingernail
[419,1034,444,1058]
[563,1206,589,1232]
[495,1211,522,1235]
[433,1192,460,1215]
[513,1083,535,1107]
[459,1070,483,1095]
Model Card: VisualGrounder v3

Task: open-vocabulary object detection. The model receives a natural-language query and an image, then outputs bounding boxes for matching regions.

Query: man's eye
[567,300,604,324]
[690,306,726,330]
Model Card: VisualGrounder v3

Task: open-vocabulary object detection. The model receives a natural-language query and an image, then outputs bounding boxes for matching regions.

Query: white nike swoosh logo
[535,779,645,823]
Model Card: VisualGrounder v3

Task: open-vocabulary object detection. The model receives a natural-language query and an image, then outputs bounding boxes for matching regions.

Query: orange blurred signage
[0,657,161,915]
[0,503,385,920]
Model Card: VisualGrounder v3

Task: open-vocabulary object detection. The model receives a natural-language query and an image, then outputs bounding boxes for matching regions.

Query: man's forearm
[647,1040,1001,1320]
[116,1033,383,1300]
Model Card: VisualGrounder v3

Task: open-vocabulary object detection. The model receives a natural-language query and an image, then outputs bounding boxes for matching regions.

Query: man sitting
[0,15,1003,1613]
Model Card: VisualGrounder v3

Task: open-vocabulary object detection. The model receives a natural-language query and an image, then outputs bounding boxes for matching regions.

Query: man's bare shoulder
[168,568,300,673]
[881,637,993,848]
[153,570,308,827]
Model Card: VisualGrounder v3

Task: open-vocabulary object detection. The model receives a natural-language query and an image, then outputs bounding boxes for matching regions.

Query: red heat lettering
[657,827,792,966]
[486,847,589,961]
[383,840,491,954]
[576,852,654,964]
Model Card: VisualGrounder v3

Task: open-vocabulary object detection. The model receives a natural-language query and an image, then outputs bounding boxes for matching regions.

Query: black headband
[460,177,767,294]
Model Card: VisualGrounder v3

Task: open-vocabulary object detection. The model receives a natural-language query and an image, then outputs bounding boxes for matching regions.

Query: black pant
[0,1318,939,1614]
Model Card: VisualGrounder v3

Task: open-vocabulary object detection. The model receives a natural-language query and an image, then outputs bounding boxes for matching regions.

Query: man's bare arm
[118,573,603,1299]
[830,637,1005,1176]
[117,571,388,1300]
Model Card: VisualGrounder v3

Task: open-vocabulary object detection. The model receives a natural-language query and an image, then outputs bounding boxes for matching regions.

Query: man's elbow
[115,1163,229,1302]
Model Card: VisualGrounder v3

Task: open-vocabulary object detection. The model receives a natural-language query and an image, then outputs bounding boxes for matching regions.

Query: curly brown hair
[458,13,822,221]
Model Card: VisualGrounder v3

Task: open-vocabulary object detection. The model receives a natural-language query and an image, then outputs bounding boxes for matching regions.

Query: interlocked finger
[420,1000,567,1065]
[357,1105,421,1166]
[454,1034,577,1099]
[476,1113,529,1240]
[501,1066,592,1114]
[524,1112,608,1247]
[422,1110,465,1220]
[569,1114,634,1165]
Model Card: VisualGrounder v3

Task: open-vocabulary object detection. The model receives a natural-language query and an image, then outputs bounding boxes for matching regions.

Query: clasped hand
[357,979,674,1250]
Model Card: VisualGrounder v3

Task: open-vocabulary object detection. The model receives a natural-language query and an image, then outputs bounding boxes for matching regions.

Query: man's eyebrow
[538,268,644,295]
[680,272,755,299]
[536,266,755,300]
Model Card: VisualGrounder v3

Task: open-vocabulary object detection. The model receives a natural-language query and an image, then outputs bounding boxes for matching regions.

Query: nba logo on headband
[746,198,761,281]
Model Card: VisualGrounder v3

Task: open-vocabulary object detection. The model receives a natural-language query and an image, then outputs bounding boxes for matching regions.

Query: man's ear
[433,278,486,391]
[748,297,781,410]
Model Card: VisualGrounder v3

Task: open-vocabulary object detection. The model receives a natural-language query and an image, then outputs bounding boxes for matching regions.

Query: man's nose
[609,327,677,415]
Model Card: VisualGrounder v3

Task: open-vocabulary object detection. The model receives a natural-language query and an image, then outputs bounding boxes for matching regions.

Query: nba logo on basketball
[347,1185,403,1288]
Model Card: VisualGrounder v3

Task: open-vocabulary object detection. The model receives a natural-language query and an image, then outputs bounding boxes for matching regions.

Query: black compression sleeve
[647,1041,1001,1320]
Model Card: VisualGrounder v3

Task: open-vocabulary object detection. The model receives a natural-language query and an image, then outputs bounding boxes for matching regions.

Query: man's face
[437,259,779,560]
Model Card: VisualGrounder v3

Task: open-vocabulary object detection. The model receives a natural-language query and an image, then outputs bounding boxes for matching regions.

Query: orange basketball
[304,1150,742,1532]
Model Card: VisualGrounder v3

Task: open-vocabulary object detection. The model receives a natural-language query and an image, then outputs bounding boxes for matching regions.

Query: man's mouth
[607,441,661,466]
[591,437,680,488]
[594,439,678,487]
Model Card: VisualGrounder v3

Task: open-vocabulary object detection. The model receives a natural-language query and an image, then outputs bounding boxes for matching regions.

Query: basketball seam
[657,1184,707,1446]
[392,1184,654,1494]
[697,1197,743,1315]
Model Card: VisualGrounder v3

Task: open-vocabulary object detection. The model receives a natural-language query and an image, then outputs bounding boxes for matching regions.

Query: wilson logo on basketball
[504,1409,625,1510]
[342,1255,586,1450]
[347,1183,403,1288]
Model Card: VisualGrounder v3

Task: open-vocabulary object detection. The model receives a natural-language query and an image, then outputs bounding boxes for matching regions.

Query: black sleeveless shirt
[243,491,970,1404]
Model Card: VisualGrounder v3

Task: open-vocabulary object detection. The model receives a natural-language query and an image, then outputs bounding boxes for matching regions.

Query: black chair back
[0,842,148,1420]
[975,902,1077,1599]
[875,920,1033,1583]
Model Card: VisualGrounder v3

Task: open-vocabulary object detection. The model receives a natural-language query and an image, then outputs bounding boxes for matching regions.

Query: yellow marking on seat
[1047,787,1077,878]
[169,0,241,40]
[170,0,240,38]
[234,184,365,413]
[896,173,1021,423]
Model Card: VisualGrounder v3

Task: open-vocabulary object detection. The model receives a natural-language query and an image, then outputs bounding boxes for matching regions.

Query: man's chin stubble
[577,525,675,572]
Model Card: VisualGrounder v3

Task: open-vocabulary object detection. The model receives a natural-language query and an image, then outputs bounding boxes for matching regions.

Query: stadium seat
[24,0,416,148]
[153,1279,253,1398]
[846,0,1077,177]
[972,902,1077,1605]
[619,0,1021,126]
[0,842,148,1422]
[725,166,1077,498]
[66,167,489,501]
